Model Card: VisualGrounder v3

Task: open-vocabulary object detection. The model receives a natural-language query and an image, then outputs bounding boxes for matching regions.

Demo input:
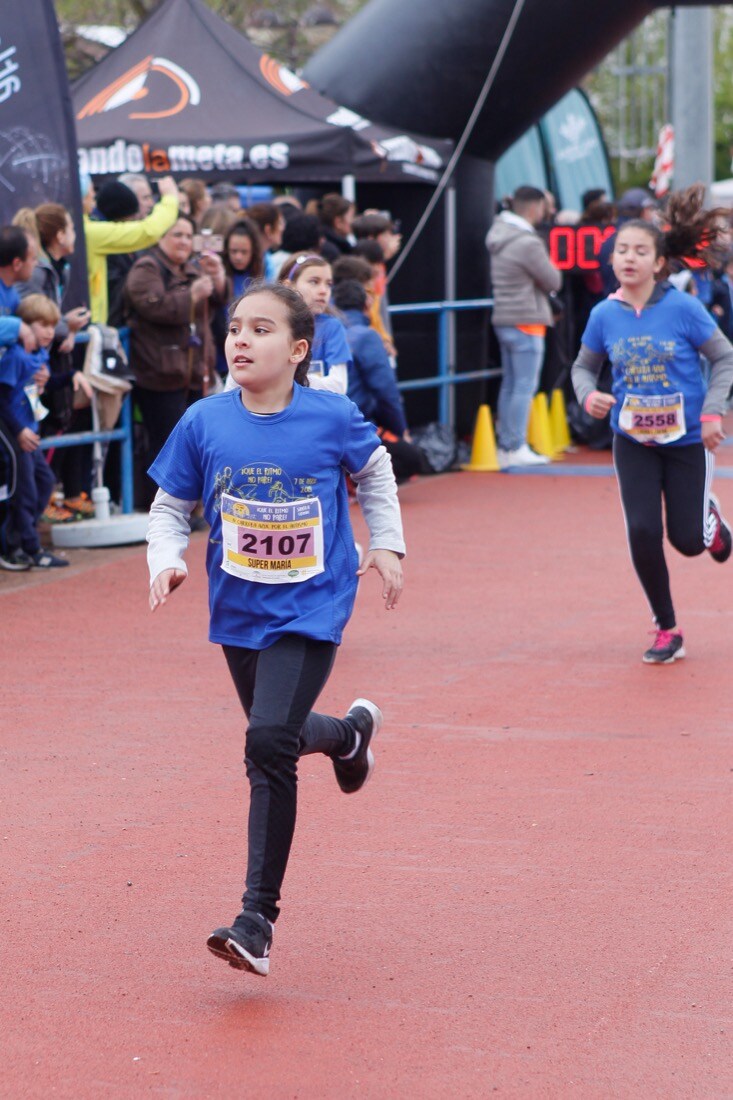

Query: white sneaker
[506,444,549,467]
[497,447,511,469]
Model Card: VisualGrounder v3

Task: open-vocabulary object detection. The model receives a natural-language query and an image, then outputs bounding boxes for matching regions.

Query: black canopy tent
[71,0,451,186]
[304,0,712,162]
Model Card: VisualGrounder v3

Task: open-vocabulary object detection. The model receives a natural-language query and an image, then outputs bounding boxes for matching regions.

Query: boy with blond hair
[0,294,78,567]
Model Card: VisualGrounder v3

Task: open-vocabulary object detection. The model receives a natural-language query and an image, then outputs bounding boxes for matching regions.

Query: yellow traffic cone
[527,393,555,458]
[461,404,499,471]
[549,388,572,453]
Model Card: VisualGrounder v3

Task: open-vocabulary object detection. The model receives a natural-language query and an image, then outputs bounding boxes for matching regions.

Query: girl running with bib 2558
[146,280,405,975]
[572,185,733,664]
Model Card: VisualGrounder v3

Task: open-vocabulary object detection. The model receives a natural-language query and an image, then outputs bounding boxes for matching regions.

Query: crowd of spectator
[0,178,416,571]
[4,170,733,570]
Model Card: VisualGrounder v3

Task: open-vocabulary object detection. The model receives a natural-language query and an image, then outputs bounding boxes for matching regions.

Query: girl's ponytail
[664,184,730,267]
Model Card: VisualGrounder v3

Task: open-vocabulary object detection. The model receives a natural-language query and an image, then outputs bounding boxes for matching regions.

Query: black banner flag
[0,1,86,302]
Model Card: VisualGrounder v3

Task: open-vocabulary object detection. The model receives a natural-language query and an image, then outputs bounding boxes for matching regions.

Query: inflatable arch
[304,1,720,433]
[305,0,715,161]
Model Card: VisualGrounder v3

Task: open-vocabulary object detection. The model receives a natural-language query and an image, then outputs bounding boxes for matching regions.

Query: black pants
[0,418,19,556]
[50,407,92,499]
[613,433,713,630]
[133,387,190,509]
[223,634,355,924]
[15,449,56,554]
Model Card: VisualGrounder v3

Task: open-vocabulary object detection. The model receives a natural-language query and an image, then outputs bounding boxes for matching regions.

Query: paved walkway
[2,457,732,1097]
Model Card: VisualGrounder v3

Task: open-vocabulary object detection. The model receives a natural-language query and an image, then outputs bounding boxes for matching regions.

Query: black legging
[613,433,714,631]
[134,386,190,509]
[223,634,355,924]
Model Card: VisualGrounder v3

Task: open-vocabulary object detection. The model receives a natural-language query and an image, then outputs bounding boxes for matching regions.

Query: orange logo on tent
[259,55,308,97]
[77,56,201,121]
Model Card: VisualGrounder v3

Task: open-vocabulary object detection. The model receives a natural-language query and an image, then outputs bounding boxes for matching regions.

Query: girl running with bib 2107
[147,280,405,976]
[572,185,733,665]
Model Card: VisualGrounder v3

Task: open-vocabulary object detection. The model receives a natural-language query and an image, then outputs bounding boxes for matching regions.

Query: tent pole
[444,180,457,429]
[341,174,356,202]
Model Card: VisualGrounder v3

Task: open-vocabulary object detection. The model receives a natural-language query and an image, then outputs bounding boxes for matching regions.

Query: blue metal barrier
[38,397,134,514]
[35,305,493,510]
[37,328,135,515]
[388,298,496,424]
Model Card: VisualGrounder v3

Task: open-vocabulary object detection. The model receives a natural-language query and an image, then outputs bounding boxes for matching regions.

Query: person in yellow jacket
[82,174,179,324]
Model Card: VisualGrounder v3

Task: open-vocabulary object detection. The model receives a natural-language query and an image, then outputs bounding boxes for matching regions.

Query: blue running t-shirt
[581,284,717,446]
[149,384,379,648]
[312,313,352,376]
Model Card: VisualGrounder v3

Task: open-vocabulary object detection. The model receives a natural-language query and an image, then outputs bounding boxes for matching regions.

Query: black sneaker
[31,549,69,568]
[643,629,686,664]
[707,494,732,563]
[0,550,31,572]
[206,910,273,975]
[332,699,382,794]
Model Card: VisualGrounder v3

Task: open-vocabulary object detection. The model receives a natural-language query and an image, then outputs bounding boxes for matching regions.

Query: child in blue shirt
[147,280,405,976]
[213,219,265,378]
[0,277,22,348]
[572,186,733,664]
[280,252,352,394]
[0,226,42,570]
[0,294,74,568]
[224,218,264,300]
[224,253,352,397]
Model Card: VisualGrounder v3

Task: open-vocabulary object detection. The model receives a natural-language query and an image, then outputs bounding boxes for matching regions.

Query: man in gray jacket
[487,185,562,467]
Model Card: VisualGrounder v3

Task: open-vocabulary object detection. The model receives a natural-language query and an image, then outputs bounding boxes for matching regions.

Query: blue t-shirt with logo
[582,284,717,446]
[0,279,21,349]
[149,384,379,649]
[0,345,48,433]
[312,313,352,377]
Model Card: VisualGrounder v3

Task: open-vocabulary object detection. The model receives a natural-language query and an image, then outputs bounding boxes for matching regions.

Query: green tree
[56,0,367,81]
[713,9,733,181]
[585,8,733,192]
[583,10,668,193]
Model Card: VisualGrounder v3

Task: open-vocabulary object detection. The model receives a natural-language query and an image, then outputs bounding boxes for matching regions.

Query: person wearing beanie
[617,187,658,217]
[95,182,141,328]
[95,181,140,222]
[83,174,179,324]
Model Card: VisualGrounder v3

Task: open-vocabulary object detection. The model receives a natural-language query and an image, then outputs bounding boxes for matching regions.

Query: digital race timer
[546,224,616,272]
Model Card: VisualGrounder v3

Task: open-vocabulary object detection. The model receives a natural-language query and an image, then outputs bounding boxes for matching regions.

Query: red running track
[2,465,732,1098]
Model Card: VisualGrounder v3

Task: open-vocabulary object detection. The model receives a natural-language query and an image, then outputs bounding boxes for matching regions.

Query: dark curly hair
[615,184,731,272]
[228,280,313,386]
